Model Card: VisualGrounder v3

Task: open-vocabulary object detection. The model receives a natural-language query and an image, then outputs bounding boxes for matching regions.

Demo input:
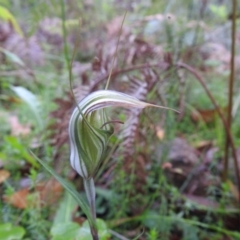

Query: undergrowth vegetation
[0,0,240,239]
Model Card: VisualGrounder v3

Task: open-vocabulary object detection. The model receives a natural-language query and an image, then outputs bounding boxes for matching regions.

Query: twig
[223,0,237,181]
[177,62,240,197]
[90,62,169,91]
[108,230,130,240]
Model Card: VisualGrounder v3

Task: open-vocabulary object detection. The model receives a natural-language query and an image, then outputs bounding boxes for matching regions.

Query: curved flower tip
[69,90,176,179]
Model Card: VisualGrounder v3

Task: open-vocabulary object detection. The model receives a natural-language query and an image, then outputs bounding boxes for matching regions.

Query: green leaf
[52,192,78,227]
[51,222,79,240]
[30,151,93,226]
[95,187,115,199]
[142,211,173,231]
[4,136,39,168]
[76,219,110,240]
[0,48,25,66]
[0,223,25,240]
[51,219,110,240]
[0,6,23,35]
[11,86,44,130]
[209,4,227,20]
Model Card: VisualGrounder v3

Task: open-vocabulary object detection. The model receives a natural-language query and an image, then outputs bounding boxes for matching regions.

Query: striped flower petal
[69,90,174,179]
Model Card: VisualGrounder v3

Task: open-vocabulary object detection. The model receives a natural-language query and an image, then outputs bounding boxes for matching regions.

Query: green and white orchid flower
[69,90,173,179]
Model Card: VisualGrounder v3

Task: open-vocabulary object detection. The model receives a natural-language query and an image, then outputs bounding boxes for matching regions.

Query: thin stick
[91,61,169,91]
[105,11,127,90]
[177,62,240,197]
[108,230,130,240]
[223,0,237,181]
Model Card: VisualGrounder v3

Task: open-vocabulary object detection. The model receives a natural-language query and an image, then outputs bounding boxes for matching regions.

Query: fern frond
[121,78,148,157]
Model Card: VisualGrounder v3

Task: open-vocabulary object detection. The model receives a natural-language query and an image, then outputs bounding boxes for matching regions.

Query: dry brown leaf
[0,169,10,184]
[9,115,31,136]
[4,188,29,209]
[192,140,212,150]
[191,107,227,123]
[35,178,63,205]
[6,96,22,104]
[72,216,86,226]
[4,178,63,209]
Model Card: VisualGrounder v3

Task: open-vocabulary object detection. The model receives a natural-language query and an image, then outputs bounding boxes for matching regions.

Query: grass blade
[29,150,93,225]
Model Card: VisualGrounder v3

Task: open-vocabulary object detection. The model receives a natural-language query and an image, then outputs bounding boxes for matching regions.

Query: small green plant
[0,223,25,240]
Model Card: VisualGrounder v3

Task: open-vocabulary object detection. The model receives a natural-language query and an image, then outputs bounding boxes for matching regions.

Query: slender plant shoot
[105,11,127,90]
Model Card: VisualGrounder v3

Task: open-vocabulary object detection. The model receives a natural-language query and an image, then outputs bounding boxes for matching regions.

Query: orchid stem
[83,178,99,240]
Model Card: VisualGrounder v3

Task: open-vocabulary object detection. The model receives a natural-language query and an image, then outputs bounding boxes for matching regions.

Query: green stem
[60,0,70,71]
[60,0,80,111]
[105,11,127,90]
[223,0,237,182]
[84,178,99,240]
